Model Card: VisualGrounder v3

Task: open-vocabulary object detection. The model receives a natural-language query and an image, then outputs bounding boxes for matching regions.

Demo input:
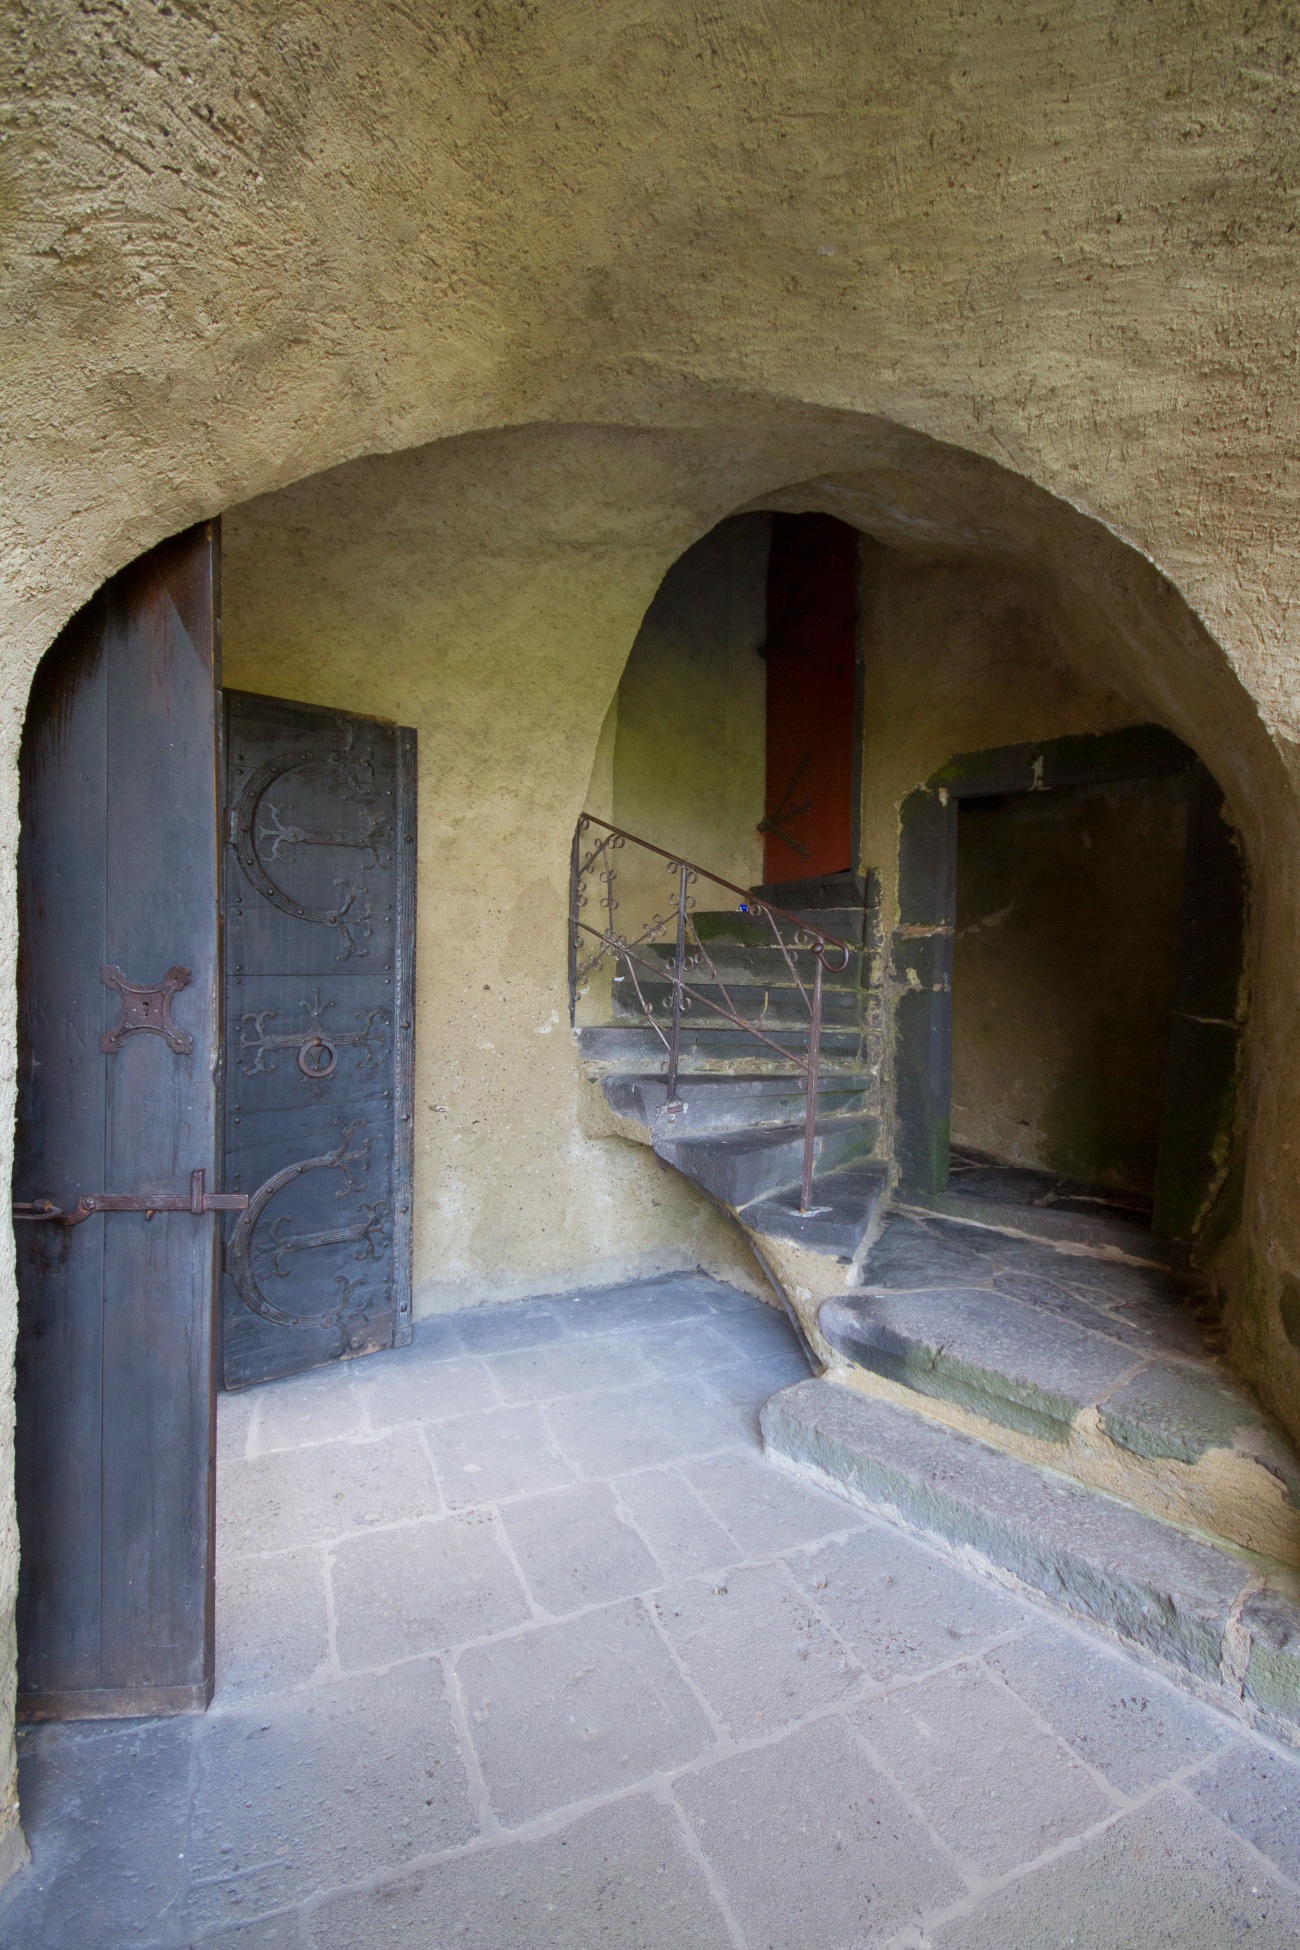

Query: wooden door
[221,692,415,1390]
[15,523,224,1719]
[762,513,859,883]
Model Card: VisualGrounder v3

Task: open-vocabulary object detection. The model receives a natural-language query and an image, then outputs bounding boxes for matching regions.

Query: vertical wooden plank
[16,521,220,1717]
[391,726,417,1346]
[100,527,219,1699]
[15,605,110,1696]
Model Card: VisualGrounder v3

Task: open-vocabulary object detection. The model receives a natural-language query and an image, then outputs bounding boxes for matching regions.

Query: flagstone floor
[3,1271,1300,1948]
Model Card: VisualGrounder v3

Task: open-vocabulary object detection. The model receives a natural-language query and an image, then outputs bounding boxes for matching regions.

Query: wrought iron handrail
[568,813,855,1213]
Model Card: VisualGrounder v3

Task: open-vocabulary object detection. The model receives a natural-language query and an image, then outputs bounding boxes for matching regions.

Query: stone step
[640,939,867,988]
[653,1113,878,1209]
[740,1158,891,1258]
[689,906,868,950]
[577,1023,866,1070]
[751,870,875,913]
[818,1282,1300,1563]
[612,976,864,1029]
[601,1070,874,1135]
[762,1378,1300,1743]
[901,1188,1187,1272]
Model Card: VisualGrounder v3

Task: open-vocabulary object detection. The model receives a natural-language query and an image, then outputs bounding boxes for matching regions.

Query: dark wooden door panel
[16,523,222,1718]
[222,693,415,1389]
[763,513,859,883]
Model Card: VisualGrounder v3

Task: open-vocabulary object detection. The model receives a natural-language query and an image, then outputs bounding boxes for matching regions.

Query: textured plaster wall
[951,775,1189,1194]
[222,430,769,1319]
[6,0,1300,1868]
[610,514,767,937]
[858,553,1140,922]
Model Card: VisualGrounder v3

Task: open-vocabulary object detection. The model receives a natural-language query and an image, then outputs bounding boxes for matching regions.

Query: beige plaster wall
[609,514,767,938]
[7,0,1300,1871]
[858,553,1140,917]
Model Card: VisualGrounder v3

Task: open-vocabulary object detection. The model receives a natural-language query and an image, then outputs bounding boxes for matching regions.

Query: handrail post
[567,819,584,1027]
[665,860,689,1107]
[800,949,824,1213]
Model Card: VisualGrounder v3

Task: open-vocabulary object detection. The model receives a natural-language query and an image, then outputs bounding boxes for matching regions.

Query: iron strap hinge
[14,1170,249,1229]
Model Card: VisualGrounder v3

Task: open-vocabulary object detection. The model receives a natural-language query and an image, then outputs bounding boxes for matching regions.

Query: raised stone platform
[762,1378,1300,1742]
[819,1212,1300,1565]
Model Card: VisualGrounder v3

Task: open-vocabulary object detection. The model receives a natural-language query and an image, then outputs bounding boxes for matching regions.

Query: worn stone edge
[760,1378,1300,1746]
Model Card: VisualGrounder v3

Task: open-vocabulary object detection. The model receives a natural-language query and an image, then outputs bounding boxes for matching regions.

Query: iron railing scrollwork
[568,813,853,1213]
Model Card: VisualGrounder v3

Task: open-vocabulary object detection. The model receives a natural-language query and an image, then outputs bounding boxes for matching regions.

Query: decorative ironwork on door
[221,692,416,1390]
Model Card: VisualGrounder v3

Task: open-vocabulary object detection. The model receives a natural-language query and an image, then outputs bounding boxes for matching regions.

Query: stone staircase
[574,841,1300,1743]
[578,873,890,1356]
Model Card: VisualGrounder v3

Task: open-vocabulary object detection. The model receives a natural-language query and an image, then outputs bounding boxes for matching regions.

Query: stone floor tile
[488,1334,648,1405]
[331,1510,530,1668]
[406,1313,469,1361]
[703,1300,807,1356]
[699,1346,815,1427]
[653,1561,863,1737]
[217,1384,257,1463]
[219,1427,442,1554]
[635,1319,744,1374]
[1188,1737,1300,1884]
[455,1599,713,1824]
[215,1545,330,1704]
[498,1481,662,1614]
[545,1376,746,1475]
[612,1465,742,1577]
[698,1278,775,1313]
[930,1790,1300,1948]
[855,1662,1114,1876]
[307,1795,728,1949]
[183,1664,475,1929]
[453,1299,565,1355]
[355,1353,499,1432]
[674,1714,963,1949]
[986,1621,1233,1795]
[252,1364,363,1452]
[198,1912,304,1946]
[0,1719,197,1950]
[788,1523,1037,1680]
[423,1402,575,1510]
[550,1278,731,1339]
[683,1445,862,1554]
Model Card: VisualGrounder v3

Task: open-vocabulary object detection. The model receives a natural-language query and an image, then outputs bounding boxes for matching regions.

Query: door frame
[889,724,1247,1243]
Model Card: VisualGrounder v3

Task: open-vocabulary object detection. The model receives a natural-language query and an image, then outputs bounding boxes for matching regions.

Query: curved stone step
[601,1070,874,1136]
[613,976,864,1029]
[577,1023,866,1069]
[653,1113,877,1209]
[762,1378,1300,1744]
